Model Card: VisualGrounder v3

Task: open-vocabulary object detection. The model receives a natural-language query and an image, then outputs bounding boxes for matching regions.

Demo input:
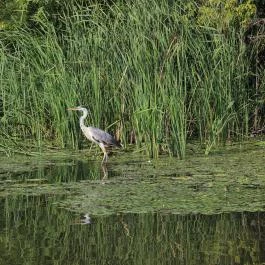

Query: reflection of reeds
[2,195,264,265]
[0,0,262,158]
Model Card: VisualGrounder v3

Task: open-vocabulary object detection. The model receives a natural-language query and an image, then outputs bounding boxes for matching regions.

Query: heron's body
[68,106,122,163]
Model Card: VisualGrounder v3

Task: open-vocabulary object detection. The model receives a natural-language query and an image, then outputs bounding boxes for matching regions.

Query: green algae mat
[0,142,265,216]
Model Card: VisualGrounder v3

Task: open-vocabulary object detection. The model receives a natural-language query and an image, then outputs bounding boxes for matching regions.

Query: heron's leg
[102,152,108,164]
[101,164,108,179]
[99,143,108,164]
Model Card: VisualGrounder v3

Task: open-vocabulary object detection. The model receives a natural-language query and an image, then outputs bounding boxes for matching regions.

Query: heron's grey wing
[89,127,121,147]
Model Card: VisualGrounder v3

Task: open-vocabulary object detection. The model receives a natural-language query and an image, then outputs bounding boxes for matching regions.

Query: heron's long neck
[79,109,88,128]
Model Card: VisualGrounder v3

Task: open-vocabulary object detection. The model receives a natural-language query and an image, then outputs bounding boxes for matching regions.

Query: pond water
[0,143,265,264]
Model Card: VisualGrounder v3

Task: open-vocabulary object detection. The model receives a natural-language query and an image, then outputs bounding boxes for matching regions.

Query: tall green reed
[0,0,256,158]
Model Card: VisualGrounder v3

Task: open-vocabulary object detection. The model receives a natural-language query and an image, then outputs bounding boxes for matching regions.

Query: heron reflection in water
[68,106,122,164]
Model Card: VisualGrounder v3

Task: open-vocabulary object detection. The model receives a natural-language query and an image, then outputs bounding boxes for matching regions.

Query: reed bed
[0,0,261,158]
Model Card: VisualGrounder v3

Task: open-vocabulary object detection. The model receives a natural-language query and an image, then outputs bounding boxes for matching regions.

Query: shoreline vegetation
[0,0,264,158]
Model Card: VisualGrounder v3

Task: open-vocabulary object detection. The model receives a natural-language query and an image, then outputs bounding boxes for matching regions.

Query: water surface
[0,144,265,264]
[1,194,265,265]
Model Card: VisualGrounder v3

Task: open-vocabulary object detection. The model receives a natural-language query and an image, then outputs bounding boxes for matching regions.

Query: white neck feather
[79,108,88,128]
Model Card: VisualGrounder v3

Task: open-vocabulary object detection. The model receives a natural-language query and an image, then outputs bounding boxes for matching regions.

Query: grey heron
[68,106,122,164]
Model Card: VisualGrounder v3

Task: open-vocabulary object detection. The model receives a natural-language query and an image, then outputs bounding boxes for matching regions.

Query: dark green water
[0,144,265,264]
[1,195,265,265]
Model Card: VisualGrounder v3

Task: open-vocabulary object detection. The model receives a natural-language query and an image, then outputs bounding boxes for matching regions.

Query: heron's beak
[68,107,78,111]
